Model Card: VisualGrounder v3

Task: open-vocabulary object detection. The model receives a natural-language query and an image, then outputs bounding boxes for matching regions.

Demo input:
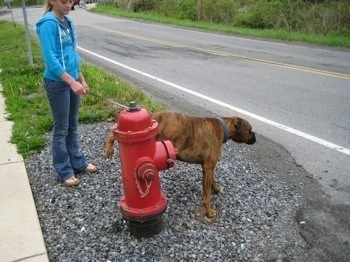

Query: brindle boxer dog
[104,111,256,219]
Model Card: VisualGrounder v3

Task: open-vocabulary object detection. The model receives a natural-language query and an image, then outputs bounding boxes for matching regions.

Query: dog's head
[226,117,256,145]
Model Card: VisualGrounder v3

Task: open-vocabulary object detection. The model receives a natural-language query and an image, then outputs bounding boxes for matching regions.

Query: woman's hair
[43,0,53,14]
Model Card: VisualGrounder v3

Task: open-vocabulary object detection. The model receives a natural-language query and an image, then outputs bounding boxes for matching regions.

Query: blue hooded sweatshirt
[36,12,81,82]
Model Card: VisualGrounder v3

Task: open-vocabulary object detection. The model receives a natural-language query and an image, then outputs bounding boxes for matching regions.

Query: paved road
[1,6,350,260]
[79,7,349,205]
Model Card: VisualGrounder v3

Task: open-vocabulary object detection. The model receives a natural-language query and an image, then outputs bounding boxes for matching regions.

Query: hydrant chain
[134,171,152,198]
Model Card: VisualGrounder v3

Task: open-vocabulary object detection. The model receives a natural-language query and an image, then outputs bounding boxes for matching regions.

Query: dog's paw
[206,208,217,219]
[195,207,218,225]
[104,151,113,160]
[212,184,222,194]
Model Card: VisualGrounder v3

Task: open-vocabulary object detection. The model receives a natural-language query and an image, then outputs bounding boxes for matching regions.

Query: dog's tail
[104,133,115,159]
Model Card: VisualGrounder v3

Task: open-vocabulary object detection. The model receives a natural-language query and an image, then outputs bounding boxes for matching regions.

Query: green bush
[153,0,181,18]
[5,0,42,7]
[202,0,238,24]
[134,0,157,12]
[152,0,350,36]
[178,0,197,20]
[296,1,350,35]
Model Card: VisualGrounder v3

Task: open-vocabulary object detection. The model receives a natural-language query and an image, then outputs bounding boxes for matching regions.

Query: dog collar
[217,117,228,143]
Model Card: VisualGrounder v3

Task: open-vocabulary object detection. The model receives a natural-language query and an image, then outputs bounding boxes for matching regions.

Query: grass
[0,21,164,157]
[92,4,350,48]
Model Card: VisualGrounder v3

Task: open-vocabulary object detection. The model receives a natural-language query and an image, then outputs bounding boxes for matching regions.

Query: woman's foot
[64,176,80,186]
[85,163,97,173]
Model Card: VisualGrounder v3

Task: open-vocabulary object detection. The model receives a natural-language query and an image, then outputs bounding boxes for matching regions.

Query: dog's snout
[248,132,256,144]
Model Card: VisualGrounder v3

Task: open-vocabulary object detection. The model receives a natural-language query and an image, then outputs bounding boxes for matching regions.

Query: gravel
[26,122,308,261]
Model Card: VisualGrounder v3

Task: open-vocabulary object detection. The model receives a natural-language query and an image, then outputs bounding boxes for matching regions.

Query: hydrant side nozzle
[153,140,177,171]
[137,162,157,181]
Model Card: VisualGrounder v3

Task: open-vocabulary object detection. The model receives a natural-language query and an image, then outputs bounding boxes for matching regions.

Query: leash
[87,90,128,109]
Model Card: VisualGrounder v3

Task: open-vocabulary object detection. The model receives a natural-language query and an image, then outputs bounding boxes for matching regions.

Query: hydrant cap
[127,101,140,112]
[115,106,158,138]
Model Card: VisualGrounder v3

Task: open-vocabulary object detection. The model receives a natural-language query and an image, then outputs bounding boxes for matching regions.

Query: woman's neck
[52,10,65,22]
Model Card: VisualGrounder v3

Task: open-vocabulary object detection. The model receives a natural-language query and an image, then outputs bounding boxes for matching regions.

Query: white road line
[78,47,350,156]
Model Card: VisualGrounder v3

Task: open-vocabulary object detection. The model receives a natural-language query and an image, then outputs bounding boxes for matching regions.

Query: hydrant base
[128,218,163,239]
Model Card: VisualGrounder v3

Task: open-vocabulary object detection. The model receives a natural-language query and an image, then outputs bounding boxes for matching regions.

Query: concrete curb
[0,79,49,261]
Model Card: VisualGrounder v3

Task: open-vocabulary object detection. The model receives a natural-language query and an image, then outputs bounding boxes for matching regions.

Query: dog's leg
[201,162,217,218]
[104,133,115,159]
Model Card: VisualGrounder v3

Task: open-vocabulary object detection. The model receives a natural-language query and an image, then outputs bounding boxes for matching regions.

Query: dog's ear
[228,117,249,143]
[236,118,246,137]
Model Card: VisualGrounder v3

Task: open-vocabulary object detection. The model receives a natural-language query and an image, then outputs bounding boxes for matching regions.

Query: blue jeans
[43,78,87,181]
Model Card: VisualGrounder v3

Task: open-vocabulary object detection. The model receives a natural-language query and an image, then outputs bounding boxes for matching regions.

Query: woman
[36,0,97,186]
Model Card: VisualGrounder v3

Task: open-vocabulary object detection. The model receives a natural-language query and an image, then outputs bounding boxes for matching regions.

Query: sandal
[84,163,97,173]
[64,176,80,186]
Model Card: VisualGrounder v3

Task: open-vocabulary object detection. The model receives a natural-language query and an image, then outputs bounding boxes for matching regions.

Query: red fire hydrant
[113,102,177,238]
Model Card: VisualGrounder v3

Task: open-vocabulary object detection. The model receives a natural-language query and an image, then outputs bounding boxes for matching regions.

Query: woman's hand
[70,80,87,96]
[79,74,89,97]
[60,72,88,96]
